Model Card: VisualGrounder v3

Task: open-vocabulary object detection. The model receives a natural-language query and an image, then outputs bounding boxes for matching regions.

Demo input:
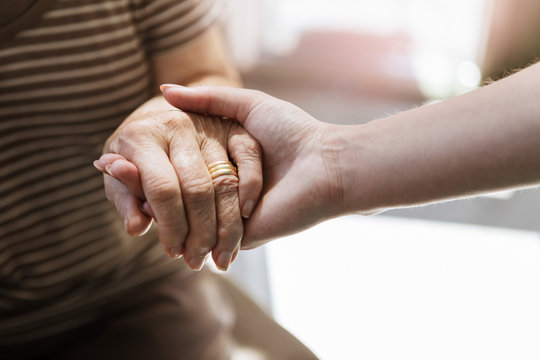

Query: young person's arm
[159,62,540,249]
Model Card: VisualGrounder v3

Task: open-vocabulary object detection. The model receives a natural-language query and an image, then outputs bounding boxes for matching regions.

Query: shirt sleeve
[132,0,223,55]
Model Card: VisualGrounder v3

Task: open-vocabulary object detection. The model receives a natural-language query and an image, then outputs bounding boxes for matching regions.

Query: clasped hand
[94,96,262,271]
[97,86,342,264]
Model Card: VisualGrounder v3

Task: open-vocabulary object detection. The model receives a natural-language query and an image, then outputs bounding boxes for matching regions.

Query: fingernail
[186,256,206,271]
[105,164,113,176]
[142,202,157,222]
[168,247,183,259]
[242,200,254,218]
[216,251,233,271]
[93,160,105,172]
[138,220,153,237]
[231,249,239,264]
[160,83,183,92]
[140,201,153,218]
[139,202,149,217]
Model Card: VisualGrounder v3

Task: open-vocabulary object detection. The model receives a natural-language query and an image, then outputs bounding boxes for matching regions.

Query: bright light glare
[457,60,482,89]
[261,0,489,98]
[267,215,540,360]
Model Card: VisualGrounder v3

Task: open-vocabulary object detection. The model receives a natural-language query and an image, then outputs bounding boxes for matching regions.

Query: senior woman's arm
[159,61,540,249]
[99,27,262,271]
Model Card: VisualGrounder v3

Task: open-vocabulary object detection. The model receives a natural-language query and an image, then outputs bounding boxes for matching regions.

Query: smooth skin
[94,27,263,271]
[99,61,540,253]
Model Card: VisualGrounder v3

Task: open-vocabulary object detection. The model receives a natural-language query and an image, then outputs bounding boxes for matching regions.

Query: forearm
[152,26,241,90]
[139,27,241,119]
[338,62,540,214]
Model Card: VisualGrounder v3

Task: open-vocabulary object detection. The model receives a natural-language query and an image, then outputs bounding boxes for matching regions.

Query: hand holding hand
[161,85,344,249]
[94,96,262,270]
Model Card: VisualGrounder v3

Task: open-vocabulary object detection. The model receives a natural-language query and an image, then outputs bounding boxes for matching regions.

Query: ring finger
[203,147,243,271]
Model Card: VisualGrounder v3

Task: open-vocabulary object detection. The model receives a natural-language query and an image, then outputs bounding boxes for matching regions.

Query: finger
[231,246,240,264]
[227,124,263,218]
[169,134,217,271]
[104,175,153,236]
[94,153,124,177]
[95,154,150,215]
[108,160,156,218]
[132,146,189,259]
[203,149,243,272]
[161,85,269,125]
[141,201,155,219]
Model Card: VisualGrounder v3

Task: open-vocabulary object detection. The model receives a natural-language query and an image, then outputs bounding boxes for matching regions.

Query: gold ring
[207,160,237,180]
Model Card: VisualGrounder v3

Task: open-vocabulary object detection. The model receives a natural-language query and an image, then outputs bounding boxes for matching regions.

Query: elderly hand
[160,85,343,249]
[94,96,262,271]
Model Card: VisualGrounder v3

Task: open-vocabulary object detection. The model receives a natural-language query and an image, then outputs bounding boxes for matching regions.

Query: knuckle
[182,180,214,204]
[212,175,239,196]
[217,225,243,248]
[121,122,156,144]
[159,222,188,243]
[241,174,263,192]
[147,180,180,204]
[237,141,262,159]
[186,244,213,258]
[122,122,148,138]
[159,111,193,134]
[185,224,216,250]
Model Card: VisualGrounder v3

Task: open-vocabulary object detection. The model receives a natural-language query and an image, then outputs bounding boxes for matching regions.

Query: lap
[53,269,235,360]
[4,269,234,360]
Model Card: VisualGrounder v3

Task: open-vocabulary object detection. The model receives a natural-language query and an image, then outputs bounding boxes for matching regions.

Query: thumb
[160,84,268,125]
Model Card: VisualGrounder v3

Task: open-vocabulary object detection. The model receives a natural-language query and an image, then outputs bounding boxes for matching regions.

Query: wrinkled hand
[161,85,342,249]
[94,96,262,270]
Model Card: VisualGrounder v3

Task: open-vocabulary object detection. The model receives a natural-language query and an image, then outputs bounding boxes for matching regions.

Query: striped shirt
[0,0,219,345]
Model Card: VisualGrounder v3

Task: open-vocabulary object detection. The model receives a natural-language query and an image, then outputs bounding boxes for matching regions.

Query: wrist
[323,124,376,216]
[329,122,391,216]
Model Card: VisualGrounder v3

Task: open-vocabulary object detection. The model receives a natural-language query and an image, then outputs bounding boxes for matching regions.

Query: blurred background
[217,0,540,359]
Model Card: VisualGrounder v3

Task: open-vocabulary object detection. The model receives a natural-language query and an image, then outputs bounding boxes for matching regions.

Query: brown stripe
[43,0,127,19]
[39,4,130,28]
[0,39,142,78]
[0,146,84,182]
[0,159,100,198]
[0,30,137,64]
[0,0,218,346]
[0,64,149,106]
[0,83,150,118]
[0,164,101,211]
[0,205,115,259]
[1,54,144,89]
[143,3,217,54]
[0,122,119,155]
[0,260,176,342]
[18,231,118,280]
[3,217,115,276]
[0,0,55,43]
[0,199,114,255]
[143,0,208,34]
[18,11,133,37]
[0,170,103,214]
[54,0,118,8]
[146,21,209,54]
[137,0,195,30]
[0,93,146,135]
[0,189,110,253]
[0,134,108,165]
[0,16,138,51]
